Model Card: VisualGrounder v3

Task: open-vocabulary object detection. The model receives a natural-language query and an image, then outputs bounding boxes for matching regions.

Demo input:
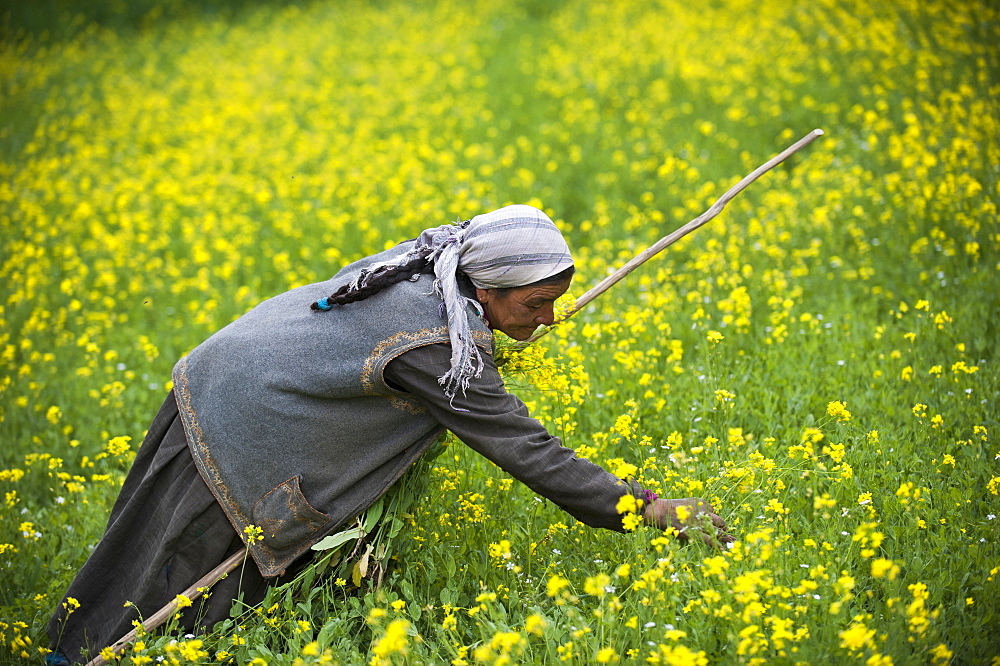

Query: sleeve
[384,343,640,531]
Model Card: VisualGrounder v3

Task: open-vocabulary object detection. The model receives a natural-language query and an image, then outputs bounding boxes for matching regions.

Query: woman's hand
[643,497,734,547]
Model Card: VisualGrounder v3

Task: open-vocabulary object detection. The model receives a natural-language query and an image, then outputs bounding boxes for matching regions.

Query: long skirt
[47,392,298,664]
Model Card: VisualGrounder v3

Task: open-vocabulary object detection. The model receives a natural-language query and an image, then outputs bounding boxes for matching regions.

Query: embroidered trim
[360,326,493,413]
[173,359,277,572]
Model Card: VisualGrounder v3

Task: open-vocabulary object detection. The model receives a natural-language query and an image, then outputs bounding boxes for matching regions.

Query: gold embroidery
[361,327,494,413]
[174,360,280,574]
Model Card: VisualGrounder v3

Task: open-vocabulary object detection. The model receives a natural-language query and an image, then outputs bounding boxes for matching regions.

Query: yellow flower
[615,494,639,514]
[701,555,729,579]
[930,643,953,664]
[987,476,1000,495]
[826,401,852,422]
[178,639,208,661]
[596,647,617,662]
[706,330,724,344]
[584,573,611,596]
[243,524,264,544]
[839,622,875,651]
[525,613,547,636]
[105,435,132,457]
[371,619,411,661]
[175,594,193,609]
[871,558,900,580]
[622,513,643,531]
[714,389,735,403]
[547,575,570,597]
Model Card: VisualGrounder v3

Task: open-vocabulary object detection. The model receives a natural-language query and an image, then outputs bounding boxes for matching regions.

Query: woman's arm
[385,343,730,545]
[385,343,638,530]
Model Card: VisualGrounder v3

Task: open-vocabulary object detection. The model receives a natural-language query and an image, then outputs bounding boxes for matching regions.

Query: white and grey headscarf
[343,204,574,403]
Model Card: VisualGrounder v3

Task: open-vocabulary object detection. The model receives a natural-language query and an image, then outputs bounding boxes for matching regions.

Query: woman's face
[475,278,572,340]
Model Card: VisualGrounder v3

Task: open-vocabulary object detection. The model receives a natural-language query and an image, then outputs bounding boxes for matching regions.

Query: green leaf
[311,527,365,551]
[363,498,384,533]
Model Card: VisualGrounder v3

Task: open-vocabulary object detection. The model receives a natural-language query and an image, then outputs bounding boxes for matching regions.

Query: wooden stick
[84,547,248,666]
[522,128,825,345]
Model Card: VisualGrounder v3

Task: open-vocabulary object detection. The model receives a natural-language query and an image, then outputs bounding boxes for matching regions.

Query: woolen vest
[172,243,493,576]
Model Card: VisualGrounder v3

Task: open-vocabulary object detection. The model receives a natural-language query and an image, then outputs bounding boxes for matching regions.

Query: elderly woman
[48,204,728,664]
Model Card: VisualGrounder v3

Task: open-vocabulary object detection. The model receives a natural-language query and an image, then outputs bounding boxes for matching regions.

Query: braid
[311,255,432,310]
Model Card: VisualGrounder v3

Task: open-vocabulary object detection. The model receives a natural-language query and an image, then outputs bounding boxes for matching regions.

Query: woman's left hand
[643,497,735,547]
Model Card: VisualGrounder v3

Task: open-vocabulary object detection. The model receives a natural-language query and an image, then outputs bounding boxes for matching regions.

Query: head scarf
[342,204,573,404]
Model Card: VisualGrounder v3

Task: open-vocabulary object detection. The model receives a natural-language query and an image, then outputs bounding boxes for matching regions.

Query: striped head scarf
[345,204,573,404]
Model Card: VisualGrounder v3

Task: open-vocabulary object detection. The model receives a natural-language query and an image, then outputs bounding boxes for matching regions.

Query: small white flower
[841,531,850,536]
[55,496,65,504]
[644,622,657,629]
[987,515,996,520]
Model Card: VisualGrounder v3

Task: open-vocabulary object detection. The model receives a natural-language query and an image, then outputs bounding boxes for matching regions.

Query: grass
[1,0,998,663]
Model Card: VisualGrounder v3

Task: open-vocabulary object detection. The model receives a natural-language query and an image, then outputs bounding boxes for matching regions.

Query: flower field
[2,0,999,663]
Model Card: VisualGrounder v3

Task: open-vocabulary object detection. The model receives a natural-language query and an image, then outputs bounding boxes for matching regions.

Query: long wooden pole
[84,548,247,666]
[522,128,825,346]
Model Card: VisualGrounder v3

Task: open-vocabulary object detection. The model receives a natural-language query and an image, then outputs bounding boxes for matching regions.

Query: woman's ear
[475,288,491,304]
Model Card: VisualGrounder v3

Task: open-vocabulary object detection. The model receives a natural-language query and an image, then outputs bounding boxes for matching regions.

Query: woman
[47,204,729,663]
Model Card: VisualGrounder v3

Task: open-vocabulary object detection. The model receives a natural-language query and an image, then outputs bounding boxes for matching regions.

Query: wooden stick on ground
[84,548,247,666]
[522,128,825,346]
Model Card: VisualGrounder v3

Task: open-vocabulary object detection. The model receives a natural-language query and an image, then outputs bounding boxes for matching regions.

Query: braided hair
[310,254,432,310]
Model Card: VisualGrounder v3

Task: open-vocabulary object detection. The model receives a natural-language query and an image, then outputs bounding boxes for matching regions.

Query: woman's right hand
[643,497,734,547]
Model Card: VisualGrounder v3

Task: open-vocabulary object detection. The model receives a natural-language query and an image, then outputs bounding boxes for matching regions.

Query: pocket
[252,475,332,552]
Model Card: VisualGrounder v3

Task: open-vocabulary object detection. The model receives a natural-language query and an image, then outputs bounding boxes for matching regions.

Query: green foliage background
[1,0,998,663]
